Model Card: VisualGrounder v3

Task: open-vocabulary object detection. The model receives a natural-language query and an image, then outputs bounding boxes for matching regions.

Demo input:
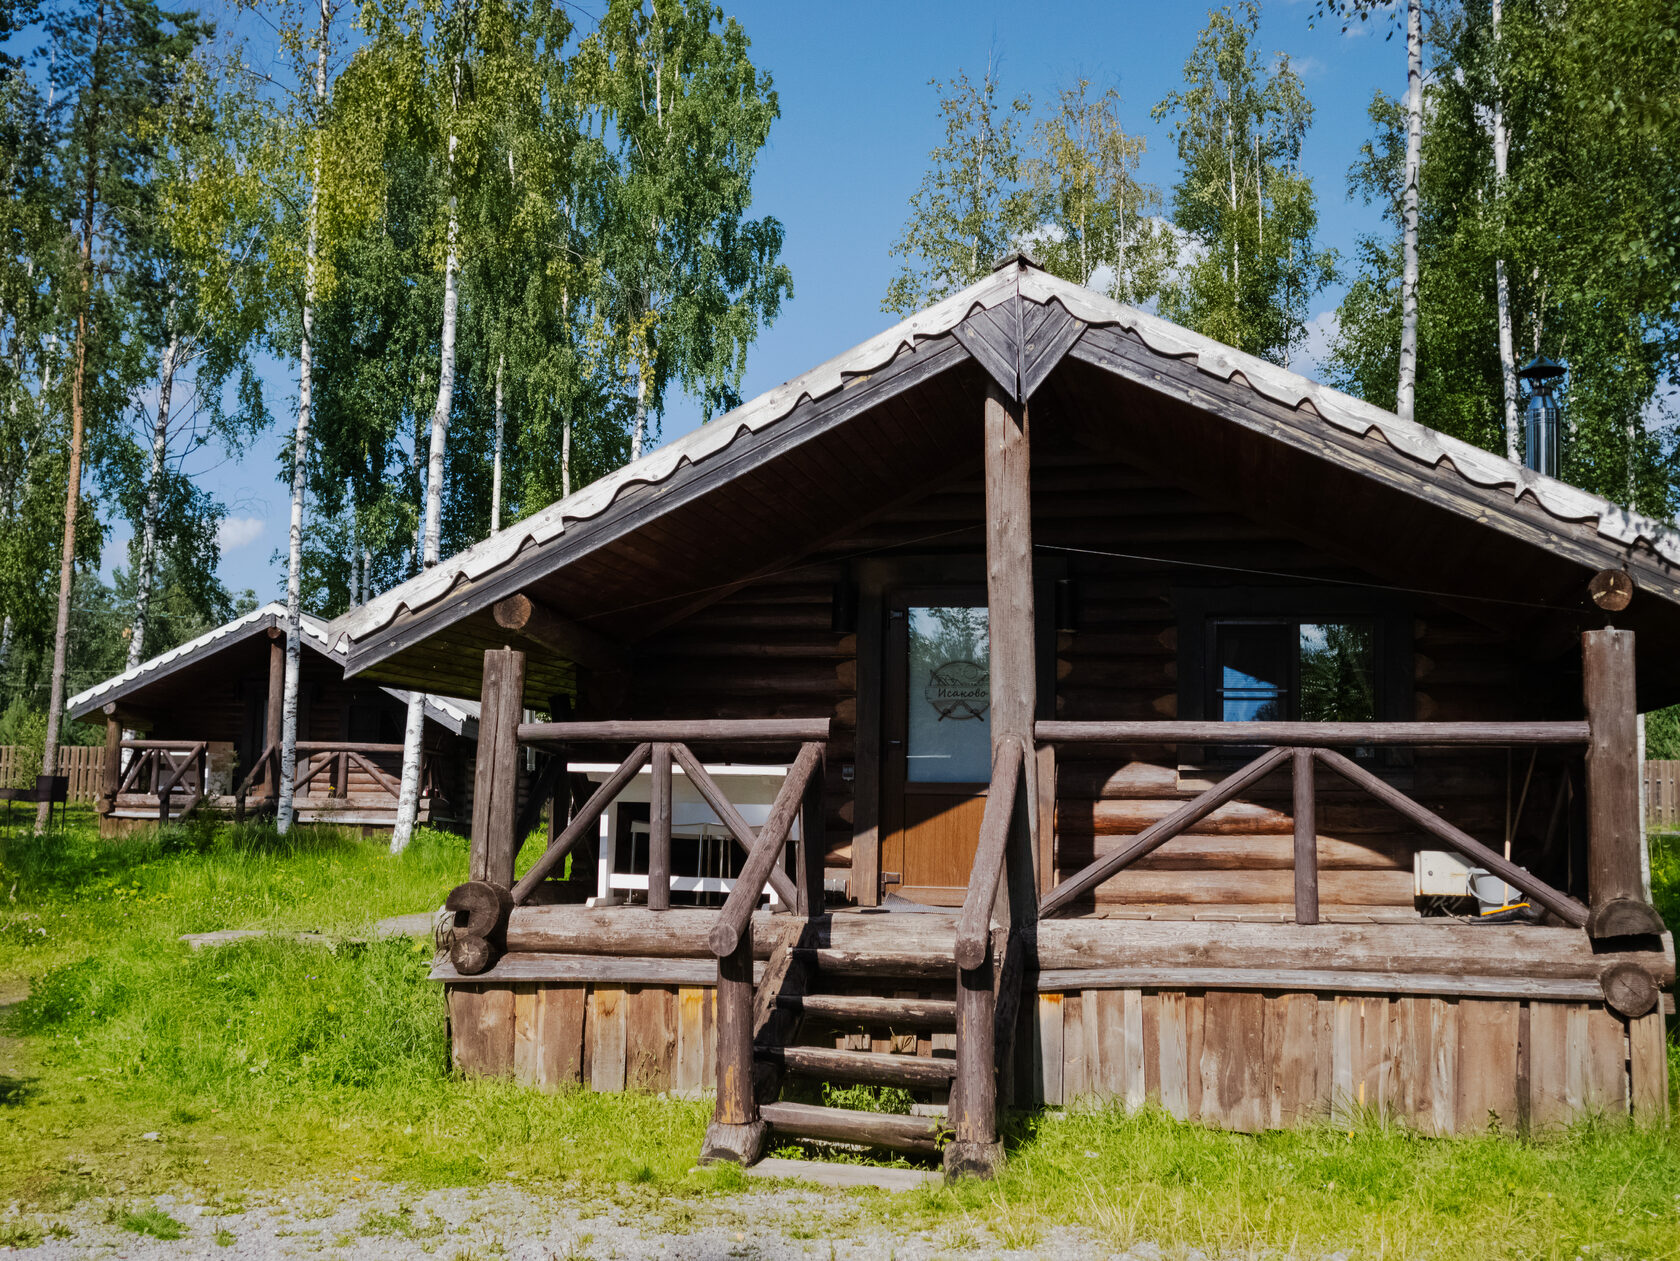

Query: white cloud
[1295,309,1340,378]
[216,516,264,552]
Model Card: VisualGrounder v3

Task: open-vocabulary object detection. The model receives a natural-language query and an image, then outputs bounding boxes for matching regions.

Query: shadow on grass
[0,1071,36,1106]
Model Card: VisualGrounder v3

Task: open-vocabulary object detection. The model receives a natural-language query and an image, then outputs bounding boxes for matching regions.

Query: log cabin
[324,256,1674,1175]
[70,602,477,835]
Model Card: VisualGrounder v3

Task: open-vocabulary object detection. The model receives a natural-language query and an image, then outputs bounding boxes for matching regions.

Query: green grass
[0,811,1677,1259]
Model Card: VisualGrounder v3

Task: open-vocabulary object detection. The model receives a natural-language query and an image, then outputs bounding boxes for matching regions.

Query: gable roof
[68,601,476,734]
[324,258,1680,700]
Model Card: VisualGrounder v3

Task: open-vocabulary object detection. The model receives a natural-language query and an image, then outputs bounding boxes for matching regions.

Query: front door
[881,597,992,905]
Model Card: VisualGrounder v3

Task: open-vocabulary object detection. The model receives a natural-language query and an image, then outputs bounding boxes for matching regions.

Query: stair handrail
[708,741,826,957]
[954,740,1024,971]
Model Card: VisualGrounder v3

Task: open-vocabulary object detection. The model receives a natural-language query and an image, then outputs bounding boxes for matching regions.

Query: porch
[435,640,1673,1170]
[98,736,457,831]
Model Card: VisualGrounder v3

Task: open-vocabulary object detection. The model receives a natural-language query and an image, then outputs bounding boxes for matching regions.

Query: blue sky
[117,0,1408,599]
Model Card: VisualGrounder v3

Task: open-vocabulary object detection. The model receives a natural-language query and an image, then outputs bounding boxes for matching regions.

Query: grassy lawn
[0,811,1677,1259]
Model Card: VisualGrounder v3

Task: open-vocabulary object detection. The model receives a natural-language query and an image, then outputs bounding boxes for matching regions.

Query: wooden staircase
[756,954,960,1159]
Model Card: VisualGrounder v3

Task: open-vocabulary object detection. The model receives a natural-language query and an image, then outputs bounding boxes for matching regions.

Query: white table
[576,762,796,906]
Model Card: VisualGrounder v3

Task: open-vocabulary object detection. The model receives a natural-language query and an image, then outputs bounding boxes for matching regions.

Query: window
[1212,620,1377,723]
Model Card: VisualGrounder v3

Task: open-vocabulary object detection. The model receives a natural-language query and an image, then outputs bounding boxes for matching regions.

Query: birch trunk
[1491,0,1519,463]
[1396,0,1423,424]
[562,412,571,497]
[279,0,331,835]
[490,351,504,532]
[129,325,179,670]
[631,368,647,460]
[392,75,461,855]
[40,2,105,829]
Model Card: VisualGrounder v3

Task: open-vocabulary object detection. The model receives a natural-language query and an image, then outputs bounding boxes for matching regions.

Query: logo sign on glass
[907,607,991,782]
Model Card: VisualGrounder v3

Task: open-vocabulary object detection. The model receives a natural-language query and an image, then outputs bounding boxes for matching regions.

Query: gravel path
[0,1178,1161,1260]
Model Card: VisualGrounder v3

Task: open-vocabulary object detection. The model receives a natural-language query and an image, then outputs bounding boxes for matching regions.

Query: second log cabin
[324,256,1675,1174]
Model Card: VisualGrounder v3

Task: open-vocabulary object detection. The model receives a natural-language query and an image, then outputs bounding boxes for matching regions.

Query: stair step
[760,1044,957,1088]
[801,946,957,980]
[780,993,957,1029]
[760,1101,946,1155]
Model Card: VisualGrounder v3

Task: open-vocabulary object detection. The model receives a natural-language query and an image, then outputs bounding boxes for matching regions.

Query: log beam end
[699,1119,769,1167]
[1586,897,1666,942]
[1601,961,1661,1019]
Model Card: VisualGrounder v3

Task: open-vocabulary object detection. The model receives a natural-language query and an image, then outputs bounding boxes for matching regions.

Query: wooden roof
[325,258,1680,708]
[68,602,477,734]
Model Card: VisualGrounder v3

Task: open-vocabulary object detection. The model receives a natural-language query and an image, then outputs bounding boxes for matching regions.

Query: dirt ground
[0,1179,1155,1260]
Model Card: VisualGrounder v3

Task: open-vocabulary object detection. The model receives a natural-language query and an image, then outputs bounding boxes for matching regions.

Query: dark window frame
[1174,586,1414,769]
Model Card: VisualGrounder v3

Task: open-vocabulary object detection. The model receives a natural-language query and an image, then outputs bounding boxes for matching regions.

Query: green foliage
[884,64,1033,315]
[1152,1,1337,365]
[1647,707,1680,761]
[0,698,47,788]
[1329,0,1680,513]
[1026,82,1171,306]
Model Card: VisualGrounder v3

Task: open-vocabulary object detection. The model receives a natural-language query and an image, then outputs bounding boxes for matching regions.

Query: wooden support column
[984,379,1038,862]
[470,646,527,890]
[947,377,1034,1180]
[266,630,285,795]
[98,711,121,815]
[648,743,672,911]
[699,933,768,1165]
[1582,629,1664,938]
[1292,747,1318,925]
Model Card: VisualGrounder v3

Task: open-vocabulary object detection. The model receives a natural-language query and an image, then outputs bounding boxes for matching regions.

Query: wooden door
[881,595,992,905]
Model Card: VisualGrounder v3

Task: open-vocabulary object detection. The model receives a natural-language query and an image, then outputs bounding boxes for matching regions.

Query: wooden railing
[117,740,208,823]
[1035,720,1596,927]
[443,706,831,977]
[233,741,435,820]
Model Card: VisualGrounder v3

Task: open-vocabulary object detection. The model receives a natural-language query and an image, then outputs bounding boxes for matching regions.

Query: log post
[946,377,1035,1180]
[648,742,672,911]
[946,955,1001,1178]
[98,712,121,815]
[1293,747,1318,925]
[1582,630,1664,938]
[798,745,827,918]
[266,630,285,797]
[699,932,768,1165]
[984,378,1037,885]
[470,646,527,890]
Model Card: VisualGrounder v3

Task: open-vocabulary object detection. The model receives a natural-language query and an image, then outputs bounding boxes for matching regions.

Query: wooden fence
[0,746,106,800]
[1645,760,1680,830]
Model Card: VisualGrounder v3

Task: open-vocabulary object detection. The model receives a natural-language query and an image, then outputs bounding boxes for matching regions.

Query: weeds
[118,1206,185,1240]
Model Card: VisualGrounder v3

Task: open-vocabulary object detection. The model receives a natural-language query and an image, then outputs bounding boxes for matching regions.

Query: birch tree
[1153,2,1336,366]
[581,0,791,452]
[1025,79,1170,307]
[276,0,350,834]
[1313,0,1426,420]
[884,61,1032,315]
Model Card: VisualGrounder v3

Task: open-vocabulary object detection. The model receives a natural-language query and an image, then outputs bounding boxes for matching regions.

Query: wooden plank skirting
[443,972,1670,1134]
[1031,989,1669,1134]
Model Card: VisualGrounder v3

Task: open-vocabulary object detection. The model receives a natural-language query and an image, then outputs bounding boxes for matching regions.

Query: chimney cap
[1518,354,1567,383]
